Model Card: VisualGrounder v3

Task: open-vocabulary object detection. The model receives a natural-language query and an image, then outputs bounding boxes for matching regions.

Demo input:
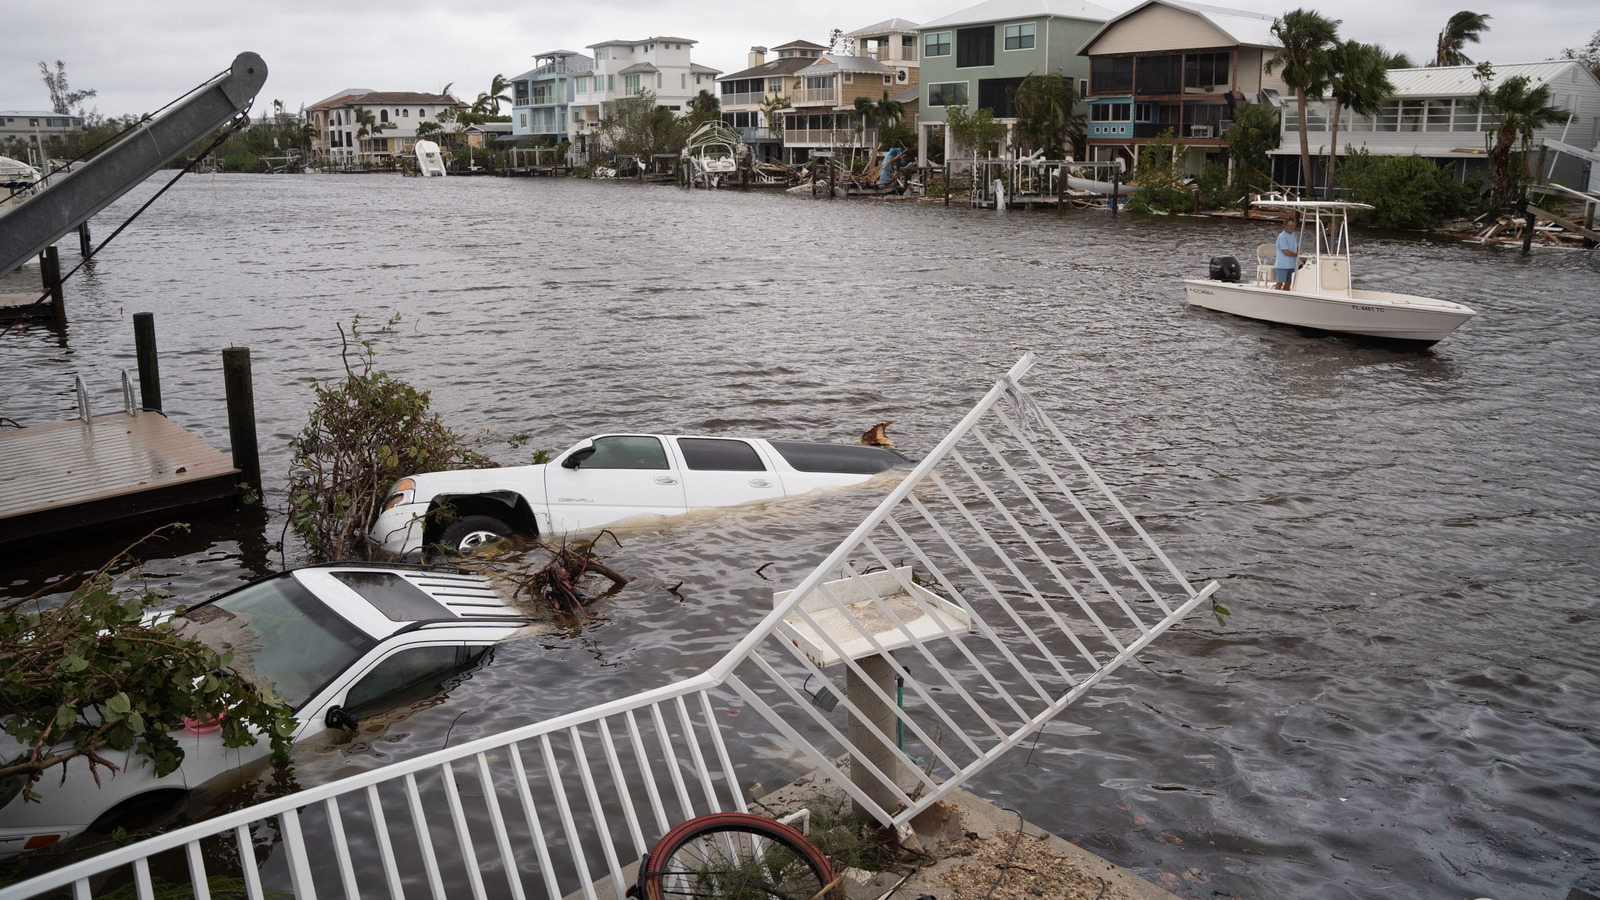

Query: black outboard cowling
[1209,256,1241,283]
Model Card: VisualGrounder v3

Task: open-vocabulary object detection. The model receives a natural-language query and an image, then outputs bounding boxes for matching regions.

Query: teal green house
[916,0,1116,165]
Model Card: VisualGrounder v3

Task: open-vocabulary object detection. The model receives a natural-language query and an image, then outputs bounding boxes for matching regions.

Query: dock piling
[1522,210,1536,254]
[222,347,261,493]
[40,246,66,328]
[133,312,162,413]
[77,222,91,257]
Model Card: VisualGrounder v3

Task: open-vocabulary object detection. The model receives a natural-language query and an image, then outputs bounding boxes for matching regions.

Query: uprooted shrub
[287,316,496,562]
[0,530,295,799]
[458,533,628,618]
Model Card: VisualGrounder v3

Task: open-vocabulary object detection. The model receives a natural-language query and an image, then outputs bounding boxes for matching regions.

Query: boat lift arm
[0,52,267,276]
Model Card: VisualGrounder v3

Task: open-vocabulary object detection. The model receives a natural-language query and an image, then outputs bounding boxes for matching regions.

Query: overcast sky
[3,0,1595,118]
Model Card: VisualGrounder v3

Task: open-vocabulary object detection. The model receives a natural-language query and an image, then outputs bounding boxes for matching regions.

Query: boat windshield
[178,575,377,710]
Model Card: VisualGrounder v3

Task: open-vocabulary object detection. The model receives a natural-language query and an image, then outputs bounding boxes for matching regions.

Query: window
[1184,52,1230,90]
[607,75,614,91]
[1091,57,1132,92]
[344,646,472,715]
[583,436,669,469]
[978,77,1025,117]
[927,82,969,107]
[1399,99,1423,132]
[678,438,765,471]
[595,48,609,61]
[805,75,834,90]
[519,113,527,128]
[380,110,388,122]
[885,74,893,85]
[402,108,410,117]
[1090,102,1131,121]
[769,77,783,93]
[1452,101,1480,132]
[577,77,588,93]
[681,73,686,89]
[657,73,662,89]
[1136,54,1182,93]
[624,74,641,94]
[844,72,853,84]
[419,108,426,116]
[1425,99,1452,132]
[925,32,951,57]
[956,26,994,68]
[1003,23,1035,51]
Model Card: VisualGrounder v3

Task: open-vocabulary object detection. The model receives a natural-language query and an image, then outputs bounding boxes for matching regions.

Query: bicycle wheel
[637,811,840,900]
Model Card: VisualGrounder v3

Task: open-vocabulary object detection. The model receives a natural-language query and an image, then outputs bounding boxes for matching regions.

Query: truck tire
[439,515,513,553]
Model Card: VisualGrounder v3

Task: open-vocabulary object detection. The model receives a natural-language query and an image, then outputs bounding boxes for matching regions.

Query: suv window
[677,438,766,471]
[584,436,669,469]
[344,645,474,714]
[332,571,452,622]
[768,441,907,474]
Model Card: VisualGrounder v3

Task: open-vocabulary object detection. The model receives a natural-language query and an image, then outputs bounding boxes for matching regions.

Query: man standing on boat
[1275,218,1299,290]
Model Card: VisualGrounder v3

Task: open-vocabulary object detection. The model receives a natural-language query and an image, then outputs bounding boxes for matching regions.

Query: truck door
[674,437,785,509]
[544,435,687,533]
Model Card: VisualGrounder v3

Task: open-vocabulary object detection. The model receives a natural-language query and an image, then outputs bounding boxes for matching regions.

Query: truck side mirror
[561,446,596,469]
[325,706,359,733]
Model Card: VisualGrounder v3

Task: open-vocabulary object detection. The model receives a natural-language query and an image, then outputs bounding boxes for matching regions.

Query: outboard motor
[1208,256,1241,283]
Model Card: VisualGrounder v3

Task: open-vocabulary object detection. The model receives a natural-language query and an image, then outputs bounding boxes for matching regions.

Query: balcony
[865,46,917,63]
[720,91,766,107]
[793,87,838,106]
[783,127,877,147]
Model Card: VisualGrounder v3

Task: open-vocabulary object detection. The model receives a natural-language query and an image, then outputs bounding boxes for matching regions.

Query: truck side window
[677,438,766,471]
[584,436,670,469]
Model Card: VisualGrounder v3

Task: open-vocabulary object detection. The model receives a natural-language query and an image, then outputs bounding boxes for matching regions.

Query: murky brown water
[3,173,1598,898]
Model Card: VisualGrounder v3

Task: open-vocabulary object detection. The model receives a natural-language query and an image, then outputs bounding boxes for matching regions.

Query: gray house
[915,0,1116,165]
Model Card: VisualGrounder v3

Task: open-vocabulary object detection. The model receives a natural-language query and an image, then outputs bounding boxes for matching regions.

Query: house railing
[865,46,917,62]
[719,91,766,107]
[2,353,1218,900]
[792,87,838,106]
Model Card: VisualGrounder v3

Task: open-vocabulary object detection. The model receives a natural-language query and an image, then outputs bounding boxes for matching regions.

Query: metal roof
[690,63,723,74]
[845,18,923,37]
[533,49,587,58]
[718,56,817,80]
[1385,60,1594,98]
[920,0,1117,30]
[1077,0,1277,56]
[775,39,828,50]
[617,63,660,75]
[891,83,922,104]
[797,54,897,76]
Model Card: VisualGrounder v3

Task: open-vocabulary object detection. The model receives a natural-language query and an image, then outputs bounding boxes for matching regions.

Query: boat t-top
[1183,200,1476,345]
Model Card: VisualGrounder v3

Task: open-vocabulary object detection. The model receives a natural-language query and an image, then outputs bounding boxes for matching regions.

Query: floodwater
[3,173,1598,899]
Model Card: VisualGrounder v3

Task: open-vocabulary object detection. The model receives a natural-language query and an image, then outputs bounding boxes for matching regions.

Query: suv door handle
[749,478,772,488]
[654,475,678,485]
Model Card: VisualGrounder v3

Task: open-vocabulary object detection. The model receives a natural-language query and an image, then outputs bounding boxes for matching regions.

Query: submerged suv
[0,563,539,858]
[370,433,911,556]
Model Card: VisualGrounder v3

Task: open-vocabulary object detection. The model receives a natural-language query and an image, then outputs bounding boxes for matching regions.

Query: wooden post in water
[77,222,92,257]
[1522,210,1536,254]
[943,160,950,207]
[133,313,162,413]
[1110,170,1121,213]
[222,347,261,494]
[40,246,65,328]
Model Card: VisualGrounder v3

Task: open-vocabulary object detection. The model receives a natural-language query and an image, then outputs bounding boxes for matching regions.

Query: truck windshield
[179,575,376,710]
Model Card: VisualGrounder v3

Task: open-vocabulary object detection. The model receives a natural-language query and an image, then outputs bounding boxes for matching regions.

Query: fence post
[133,312,162,413]
[222,347,261,494]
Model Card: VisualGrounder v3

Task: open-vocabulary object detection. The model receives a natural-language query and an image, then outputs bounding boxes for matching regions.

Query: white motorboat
[1,156,42,216]
[414,140,447,177]
[1182,200,1476,345]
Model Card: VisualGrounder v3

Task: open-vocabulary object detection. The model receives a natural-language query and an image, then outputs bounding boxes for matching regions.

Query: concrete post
[846,654,904,822]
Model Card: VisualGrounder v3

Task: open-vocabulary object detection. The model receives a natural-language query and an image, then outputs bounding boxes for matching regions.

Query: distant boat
[1182,200,1477,345]
[414,141,446,177]
[1,156,42,216]
[1063,172,1137,196]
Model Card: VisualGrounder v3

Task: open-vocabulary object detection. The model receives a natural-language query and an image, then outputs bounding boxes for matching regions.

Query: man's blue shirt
[1276,231,1299,267]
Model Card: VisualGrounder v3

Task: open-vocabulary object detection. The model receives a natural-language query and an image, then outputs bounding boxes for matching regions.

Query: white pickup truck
[369,434,911,556]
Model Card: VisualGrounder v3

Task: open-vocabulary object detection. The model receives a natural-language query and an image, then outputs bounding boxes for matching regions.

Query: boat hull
[1182,279,1476,344]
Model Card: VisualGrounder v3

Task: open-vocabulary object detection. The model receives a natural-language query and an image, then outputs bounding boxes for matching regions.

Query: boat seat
[1255,243,1276,285]
[1320,258,1350,291]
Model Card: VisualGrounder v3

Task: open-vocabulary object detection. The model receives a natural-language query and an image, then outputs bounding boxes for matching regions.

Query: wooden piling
[78,222,92,257]
[1111,171,1121,213]
[133,312,162,413]
[222,347,261,493]
[944,161,950,207]
[40,246,65,328]
[1522,210,1536,254]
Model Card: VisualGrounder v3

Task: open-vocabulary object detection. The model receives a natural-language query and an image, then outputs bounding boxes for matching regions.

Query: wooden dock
[0,411,240,545]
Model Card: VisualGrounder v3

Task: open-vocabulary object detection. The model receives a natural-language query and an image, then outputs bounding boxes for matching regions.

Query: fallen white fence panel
[0,352,1219,900]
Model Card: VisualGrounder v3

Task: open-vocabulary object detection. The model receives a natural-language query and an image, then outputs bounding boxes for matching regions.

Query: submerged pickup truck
[369,433,912,556]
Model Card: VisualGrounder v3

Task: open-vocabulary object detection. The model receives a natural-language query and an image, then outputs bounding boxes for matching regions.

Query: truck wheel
[439,515,513,553]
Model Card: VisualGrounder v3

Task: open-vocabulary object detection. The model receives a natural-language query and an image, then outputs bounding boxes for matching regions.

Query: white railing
[1,353,1218,900]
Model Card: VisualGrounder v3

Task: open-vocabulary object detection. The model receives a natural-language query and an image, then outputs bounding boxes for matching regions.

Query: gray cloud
[2,0,1593,119]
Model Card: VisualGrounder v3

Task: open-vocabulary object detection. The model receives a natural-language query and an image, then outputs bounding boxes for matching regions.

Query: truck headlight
[381,479,416,512]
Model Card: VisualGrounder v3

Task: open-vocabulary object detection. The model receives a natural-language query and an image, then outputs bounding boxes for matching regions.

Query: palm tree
[486,74,512,115]
[1435,12,1491,67]
[1267,8,1340,197]
[1322,40,1395,197]
[1012,74,1081,158]
[353,107,396,162]
[1385,50,1415,69]
[1469,66,1567,208]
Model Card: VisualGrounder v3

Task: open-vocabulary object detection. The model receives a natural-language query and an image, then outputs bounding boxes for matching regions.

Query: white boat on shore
[1182,200,1476,345]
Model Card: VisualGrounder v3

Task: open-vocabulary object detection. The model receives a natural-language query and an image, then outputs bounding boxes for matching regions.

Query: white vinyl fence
[2,352,1218,900]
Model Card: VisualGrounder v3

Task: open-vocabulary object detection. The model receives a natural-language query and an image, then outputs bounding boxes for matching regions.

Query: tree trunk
[1326,101,1343,200]
[1297,89,1314,198]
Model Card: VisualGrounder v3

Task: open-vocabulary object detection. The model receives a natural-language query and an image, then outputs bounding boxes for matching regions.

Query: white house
[1274,60,1600,192]
[307,89,467,164]
[570,36,722,153]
